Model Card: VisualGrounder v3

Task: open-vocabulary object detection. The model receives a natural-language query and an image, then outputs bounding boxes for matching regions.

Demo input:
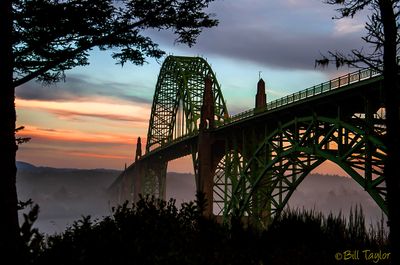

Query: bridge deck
[227,67,382,124]
[148,67,383,154]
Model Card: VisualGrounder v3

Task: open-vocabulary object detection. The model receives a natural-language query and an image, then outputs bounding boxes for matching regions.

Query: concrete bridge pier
[197,130,215,216]
[142,161,167,200]
[197,76,222,216]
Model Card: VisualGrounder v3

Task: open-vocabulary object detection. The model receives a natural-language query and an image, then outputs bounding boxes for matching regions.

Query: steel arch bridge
[109,55,389,227]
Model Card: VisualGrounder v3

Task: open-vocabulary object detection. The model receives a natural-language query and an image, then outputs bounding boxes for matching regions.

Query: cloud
[18,125,135,145]
[16,98,150,125]
[16,74,153,104]
[49,109,148,123]
[333,18,365,36]
[67,151,129,160]
[151,0,367,71]
[37,128,58,132]
[196,29,362,70]
[16,126,144,169]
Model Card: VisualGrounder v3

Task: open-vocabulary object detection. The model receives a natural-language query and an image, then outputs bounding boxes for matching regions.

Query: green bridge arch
[146,56,229,153]
[222,115,387,226]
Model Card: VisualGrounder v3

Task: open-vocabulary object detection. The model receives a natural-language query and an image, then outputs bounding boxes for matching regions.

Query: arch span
[213,150,246,216]
[146,56,228,153]
[227,115,387,225]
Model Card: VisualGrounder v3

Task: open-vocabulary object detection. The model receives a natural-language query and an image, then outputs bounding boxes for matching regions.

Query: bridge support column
[197,131,215,216]
[197,76,217,216]
[141,161,167,200]
[133,164,143,202]
[120,171,132,203]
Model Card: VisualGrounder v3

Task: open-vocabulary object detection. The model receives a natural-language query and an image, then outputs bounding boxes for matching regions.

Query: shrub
[20,197,389,265]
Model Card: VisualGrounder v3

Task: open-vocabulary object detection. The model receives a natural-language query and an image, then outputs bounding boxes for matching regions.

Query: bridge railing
[228,67,382,124]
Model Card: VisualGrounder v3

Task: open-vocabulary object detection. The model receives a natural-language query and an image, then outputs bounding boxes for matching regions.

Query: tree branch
[13,0,213,87]
[13,18,149,88]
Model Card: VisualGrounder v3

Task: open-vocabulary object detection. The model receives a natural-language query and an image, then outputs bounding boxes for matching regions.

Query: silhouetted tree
[0,0,217,262]
[316,1,399,262]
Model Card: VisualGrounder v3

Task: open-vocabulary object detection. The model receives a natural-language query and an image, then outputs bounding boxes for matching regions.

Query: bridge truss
[110,56,388,228]
[217,113,386,228]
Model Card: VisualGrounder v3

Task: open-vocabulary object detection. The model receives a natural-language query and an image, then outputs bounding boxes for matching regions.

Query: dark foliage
[17,199,44,265]
[12,0,218,86]
[29,195,260,265]
[262,207,389,265]
[19,196,390,265]
[15,126,31,145]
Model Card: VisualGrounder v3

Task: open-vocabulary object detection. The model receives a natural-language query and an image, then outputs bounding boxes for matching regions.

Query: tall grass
[271,205,388,246]
[263,205,389,264]
[19,197,389,265]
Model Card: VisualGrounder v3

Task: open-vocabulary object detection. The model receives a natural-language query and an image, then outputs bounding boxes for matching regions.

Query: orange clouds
[16,125,139,169]
[68,151,130,160]
[15,97,151,169]
[18,125,136,145]
[16,98,150,124]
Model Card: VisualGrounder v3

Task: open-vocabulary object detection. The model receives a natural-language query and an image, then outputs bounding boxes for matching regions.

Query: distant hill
[16,161,37,171]
[17,161,120,174]
[16,161,121,235]
[16,161,386,235]
[17,161,120,208]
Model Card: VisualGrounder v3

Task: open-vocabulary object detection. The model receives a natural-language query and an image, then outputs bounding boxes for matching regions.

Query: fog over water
[16,161,386,235]
[17,162,116,234]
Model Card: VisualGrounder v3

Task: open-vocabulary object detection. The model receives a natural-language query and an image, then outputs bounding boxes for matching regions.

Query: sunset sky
[16,0,370,174]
